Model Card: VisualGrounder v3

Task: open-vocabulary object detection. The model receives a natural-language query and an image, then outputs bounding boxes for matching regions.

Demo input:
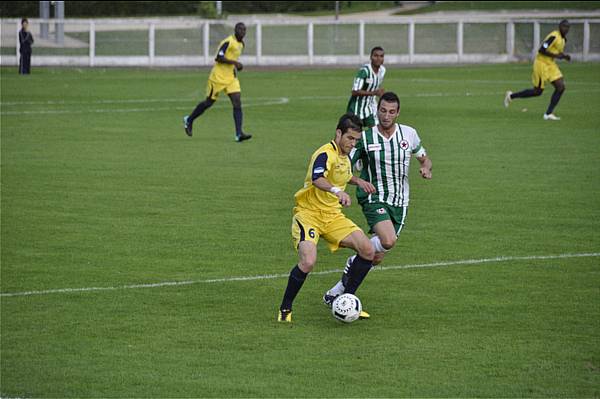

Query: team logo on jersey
[377,208,387,215]
[400,140,410,150]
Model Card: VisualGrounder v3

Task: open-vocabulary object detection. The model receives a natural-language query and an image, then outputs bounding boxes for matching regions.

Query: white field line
[1,252,598,298]
[0,97,290,115]
[3,88,600,116]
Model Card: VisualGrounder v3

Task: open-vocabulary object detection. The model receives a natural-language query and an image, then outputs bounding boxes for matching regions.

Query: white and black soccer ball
[331,293,362,323]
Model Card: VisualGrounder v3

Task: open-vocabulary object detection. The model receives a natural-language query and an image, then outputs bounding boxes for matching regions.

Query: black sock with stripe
[280,265,308,311]
[342,255,373,295]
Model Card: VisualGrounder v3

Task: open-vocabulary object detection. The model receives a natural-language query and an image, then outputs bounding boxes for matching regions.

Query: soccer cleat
[235,132,252,142]
[359,310,370,319]
[183,116,193,137]
[543,113,561,121]
[504,91,512,108]
[278,309,292,323]
[323,292,338,308]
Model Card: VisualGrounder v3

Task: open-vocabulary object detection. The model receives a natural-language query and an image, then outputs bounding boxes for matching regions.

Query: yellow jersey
[209,34,244,84]
[536,30,566,65]
[294,141,352,213]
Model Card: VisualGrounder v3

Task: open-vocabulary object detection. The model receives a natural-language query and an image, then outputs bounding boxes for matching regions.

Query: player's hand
[235,62,244,71]
[563,54,571,62]
[356,178,376,194]
[375,88,385,97]
[420,167,432,179]
[335,191,352,207]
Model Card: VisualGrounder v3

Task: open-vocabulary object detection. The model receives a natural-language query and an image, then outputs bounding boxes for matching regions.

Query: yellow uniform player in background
[184,22,252,142]
[277,113,377,323]
[504,20,571,120]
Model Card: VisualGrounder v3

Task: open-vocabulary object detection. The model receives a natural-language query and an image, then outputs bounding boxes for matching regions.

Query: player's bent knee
[298,252,317,272]
[533,88,543,96]
[298,258,316,273]
[380,235,397,250]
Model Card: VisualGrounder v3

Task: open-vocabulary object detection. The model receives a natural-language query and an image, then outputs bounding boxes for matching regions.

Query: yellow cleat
[359,310,370,319]
[278,309,292,323]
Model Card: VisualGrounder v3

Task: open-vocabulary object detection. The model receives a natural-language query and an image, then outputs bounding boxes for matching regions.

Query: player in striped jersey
[347,47,386,128]
[324,92,432,307]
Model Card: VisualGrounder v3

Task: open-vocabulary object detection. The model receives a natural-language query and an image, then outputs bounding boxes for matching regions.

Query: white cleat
[543,113,561,121]
[504,91,512,108]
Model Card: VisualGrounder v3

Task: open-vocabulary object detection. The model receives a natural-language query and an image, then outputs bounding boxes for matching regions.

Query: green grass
[1,63,599,397]
[397,1,600,14]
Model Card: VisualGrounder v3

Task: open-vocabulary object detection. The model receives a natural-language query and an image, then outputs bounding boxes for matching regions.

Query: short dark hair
[235,22,246,30]
[559,19,570,27]
[378,92,400,111]
[337,113,363,134]
[370,46,384,56]
[21,18,28,24]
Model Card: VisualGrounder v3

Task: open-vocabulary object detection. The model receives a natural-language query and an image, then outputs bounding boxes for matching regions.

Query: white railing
[1,16,600,67]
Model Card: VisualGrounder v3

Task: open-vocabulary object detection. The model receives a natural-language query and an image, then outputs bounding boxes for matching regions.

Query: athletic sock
[370,235,388,253]
[546,89,564,115]
[280,265,308,311]
[233,107,243,136]
[328,280,345,296]
[511,89,538,99]
[189,100,212,123]
[342,255,373,295]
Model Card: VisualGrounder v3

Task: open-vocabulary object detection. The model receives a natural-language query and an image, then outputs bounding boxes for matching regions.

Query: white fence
[2,16,600,67]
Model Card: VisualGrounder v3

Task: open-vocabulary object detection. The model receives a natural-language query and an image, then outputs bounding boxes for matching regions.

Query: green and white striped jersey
[346,63,386,119]
[350,123,423,208]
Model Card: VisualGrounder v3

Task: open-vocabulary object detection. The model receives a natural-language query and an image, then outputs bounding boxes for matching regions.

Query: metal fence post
[457,21,463,62]
[533,22,540,59]
[506,21,515,59]
[256,22,262,65]
[203,22,210,65]
[15,20,20,62]
[89,20,95,67]
[408,22,415,64]
[583,20,590,61]
[359,21,365,58]
[308,22,314,65]
[149,23,155,65]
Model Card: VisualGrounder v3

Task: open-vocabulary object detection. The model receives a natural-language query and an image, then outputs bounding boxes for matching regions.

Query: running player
[504,20,571,120]
[324,92,433,307]
[184,22,252,142]
[278,113,377,323]
[347,46,386,129]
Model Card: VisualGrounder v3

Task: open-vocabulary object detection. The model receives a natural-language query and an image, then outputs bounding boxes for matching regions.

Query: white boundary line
[1,252,598,298]
[0,97,290,116]
[2,88,599,115]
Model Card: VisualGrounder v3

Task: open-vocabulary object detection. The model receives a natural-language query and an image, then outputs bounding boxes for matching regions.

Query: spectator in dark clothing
[19,18,34,74]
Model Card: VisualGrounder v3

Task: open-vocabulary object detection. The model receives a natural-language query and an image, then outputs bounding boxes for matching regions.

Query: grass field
[1,63,599,397]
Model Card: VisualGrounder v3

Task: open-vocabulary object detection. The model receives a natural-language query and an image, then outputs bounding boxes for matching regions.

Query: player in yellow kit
[504,20,571,120]
[184,22,252,142]
[277,113,377,323]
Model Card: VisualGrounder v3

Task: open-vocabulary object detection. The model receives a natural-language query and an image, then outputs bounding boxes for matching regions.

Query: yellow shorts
[206,78,241,101]
[532,60,562,90]
[291,208,362,252]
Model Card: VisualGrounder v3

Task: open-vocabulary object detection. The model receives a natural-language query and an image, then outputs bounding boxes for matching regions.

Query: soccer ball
[331,293,362,323]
